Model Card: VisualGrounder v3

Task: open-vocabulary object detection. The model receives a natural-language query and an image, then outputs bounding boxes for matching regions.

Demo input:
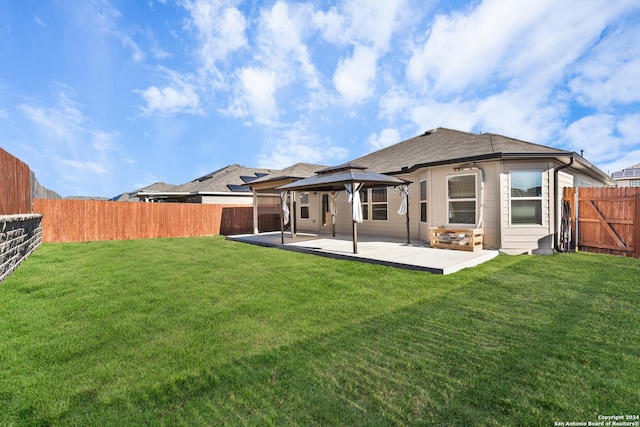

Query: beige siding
[200,195,254,205]
[479,163,500,249]
[296,191,322,232]
[574,172,611,188]
[499,161,554,254]
[289,160,609,253]
[296,163,502,247]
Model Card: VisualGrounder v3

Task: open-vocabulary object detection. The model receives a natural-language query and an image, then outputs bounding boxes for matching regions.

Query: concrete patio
[226,231,499,274]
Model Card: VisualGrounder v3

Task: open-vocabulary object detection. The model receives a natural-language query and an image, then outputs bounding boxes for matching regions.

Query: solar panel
[227,184,252,192]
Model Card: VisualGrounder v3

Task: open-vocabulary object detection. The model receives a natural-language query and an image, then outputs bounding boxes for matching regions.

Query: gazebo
[277,163,411,254]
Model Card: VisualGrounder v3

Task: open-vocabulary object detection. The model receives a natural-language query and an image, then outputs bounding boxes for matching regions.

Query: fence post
[574,187,579,252]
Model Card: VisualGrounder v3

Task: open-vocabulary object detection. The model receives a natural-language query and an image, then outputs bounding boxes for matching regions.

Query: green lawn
[1,236,639,426]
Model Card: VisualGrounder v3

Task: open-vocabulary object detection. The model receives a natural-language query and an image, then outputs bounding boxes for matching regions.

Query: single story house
[126,164,277,204]
[243,163,327,231]
[111,182,177,202]
[247,127,616,254]
[611,164,640,187]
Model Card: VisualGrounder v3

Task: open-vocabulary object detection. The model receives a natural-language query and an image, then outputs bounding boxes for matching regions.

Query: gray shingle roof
[171,164,277,193]
[350,127,569,174]
[138,182,177,192]
[246,162,327,186]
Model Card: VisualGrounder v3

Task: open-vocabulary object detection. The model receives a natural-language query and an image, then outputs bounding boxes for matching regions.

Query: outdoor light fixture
[454,162,476,172]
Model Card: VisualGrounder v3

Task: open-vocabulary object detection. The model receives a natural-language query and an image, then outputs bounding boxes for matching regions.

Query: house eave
[386,151,615,186]
[195,191,252,196]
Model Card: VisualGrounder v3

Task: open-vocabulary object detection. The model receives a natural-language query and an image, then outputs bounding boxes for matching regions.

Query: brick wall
[0,214,43,282]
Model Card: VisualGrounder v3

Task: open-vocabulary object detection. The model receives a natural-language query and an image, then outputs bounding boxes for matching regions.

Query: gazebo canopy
[277,163,409,191]
[277,163,411,254]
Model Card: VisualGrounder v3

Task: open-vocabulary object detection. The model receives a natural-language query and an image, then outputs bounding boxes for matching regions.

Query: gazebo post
[351,185,358,254]
[352,220,358,254]
[406,191,410,244]
[289,190,296,239]
[280,192,285,244]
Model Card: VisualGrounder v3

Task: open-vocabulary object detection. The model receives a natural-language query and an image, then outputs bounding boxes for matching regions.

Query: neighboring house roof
[246,162,327,187]
[134,164,278,201]
[612,164,640,180]
[111,182,176,201]
[170,164,276,194]
[65,196,110,201]
[350,127,615,185]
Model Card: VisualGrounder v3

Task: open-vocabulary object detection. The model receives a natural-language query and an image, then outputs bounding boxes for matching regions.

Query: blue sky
[1,0,639,197]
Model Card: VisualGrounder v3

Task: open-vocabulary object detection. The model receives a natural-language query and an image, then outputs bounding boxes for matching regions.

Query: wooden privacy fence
[0,147,31,215]
[563,187,640,258]
[34,199,255,243]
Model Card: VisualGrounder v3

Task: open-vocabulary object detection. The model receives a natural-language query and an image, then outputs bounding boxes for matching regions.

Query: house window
[371,187,388,221]
[360,189,369,220]
[300,192,310,219]
[510,171,542,225]
[448,174,476,225]
[631,180,640,187]
[419,179,427,223]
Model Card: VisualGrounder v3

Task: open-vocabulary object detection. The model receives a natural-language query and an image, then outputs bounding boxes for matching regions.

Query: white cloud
[333,45,377,104]
[58,157,108,175]
[366,128,401,151]
[225,67,279,125]
[82,0,145,62]
[20,92,85,142]
[90,130,117,151]
[315,0,410,107]
[378,87,413,121]
[314,0,406,51]
[406,0,635,95]
[257,125,348,169]
[561,114,640,167]
[18,87,120,194]
[182,0,247,71]
[569,24,640,109]
[474,89,567,143]
[34,17,46,27]
[409,100,477,134]
[256,1,320,89]
[138,83,201,116]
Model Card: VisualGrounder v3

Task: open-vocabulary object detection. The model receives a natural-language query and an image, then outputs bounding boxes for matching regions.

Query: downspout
[553,156,574,253]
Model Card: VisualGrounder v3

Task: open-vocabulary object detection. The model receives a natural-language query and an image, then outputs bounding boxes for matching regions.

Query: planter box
[430,227,483,252]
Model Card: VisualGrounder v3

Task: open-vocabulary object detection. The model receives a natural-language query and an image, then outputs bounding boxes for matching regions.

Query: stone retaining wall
[0,214,43,282]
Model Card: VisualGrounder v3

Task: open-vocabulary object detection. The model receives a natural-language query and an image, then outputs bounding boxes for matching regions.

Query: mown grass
[1,236,638,426]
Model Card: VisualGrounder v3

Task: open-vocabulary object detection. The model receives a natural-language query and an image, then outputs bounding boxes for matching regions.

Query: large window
[420,179,427,223]
[359,189,369,220]
[448,174,476,224]
[510,171,542,225]
[631,180,640,187]
[300,192,310,219]
[358,187,388,221]
[371,187,388,221]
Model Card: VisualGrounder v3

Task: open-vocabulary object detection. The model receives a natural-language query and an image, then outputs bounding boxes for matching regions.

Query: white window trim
[359,187,388,221]
[299,192,310,219]
[508,170,543,227]
[358,188,368,221]
[447,173,477,226]
[419,179,428,223]
[370,187,388,221]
